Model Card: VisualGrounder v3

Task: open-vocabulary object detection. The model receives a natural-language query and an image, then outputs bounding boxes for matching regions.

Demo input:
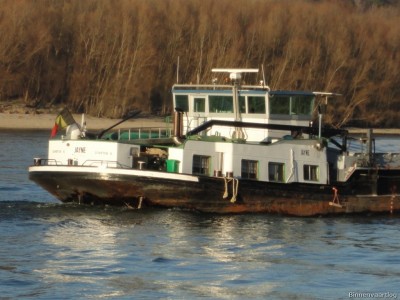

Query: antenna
[261,64,266,88]
[176,56,180,83]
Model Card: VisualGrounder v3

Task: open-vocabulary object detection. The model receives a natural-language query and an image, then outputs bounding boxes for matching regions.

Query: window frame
[247,96,266,114]
[269,94,315,116]
[241,159,258,179]
[303,164,319,182]
[268,162,285,182]
[193,97,206,113]
[209,95,234,113]
[192,155,211,176]
[175,95,189,112]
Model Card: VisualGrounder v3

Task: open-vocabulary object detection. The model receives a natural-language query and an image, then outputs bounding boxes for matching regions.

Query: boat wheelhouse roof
[172,84,315,96]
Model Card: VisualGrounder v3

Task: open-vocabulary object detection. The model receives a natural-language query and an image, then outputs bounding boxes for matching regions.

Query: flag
[50,108,76,138]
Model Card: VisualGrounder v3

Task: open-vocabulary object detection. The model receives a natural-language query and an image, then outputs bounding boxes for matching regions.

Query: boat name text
[74,147,86,153]
[301,149,310,156]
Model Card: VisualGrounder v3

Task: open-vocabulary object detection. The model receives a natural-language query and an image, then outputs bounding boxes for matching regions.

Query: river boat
[28,68,400,216]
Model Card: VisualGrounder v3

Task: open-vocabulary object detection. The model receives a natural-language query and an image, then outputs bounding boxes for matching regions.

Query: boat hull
[29,165,400,216]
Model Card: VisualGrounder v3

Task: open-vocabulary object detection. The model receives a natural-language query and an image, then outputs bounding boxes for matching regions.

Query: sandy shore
[0,112,168,130]
[1,112,399,135]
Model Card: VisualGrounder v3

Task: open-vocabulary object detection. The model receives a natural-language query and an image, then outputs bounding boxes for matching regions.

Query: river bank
[0,112,168,130]
[0,112,399,135]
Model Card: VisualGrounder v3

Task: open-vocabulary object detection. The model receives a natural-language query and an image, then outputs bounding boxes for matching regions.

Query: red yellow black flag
[50,108,76,138]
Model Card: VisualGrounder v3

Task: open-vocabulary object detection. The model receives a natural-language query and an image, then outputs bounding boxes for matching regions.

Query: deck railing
[115,127,173,141]
[33,158,129,168]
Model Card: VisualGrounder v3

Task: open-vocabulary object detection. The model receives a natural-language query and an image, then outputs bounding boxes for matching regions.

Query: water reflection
[140,213,291,297]
[39,215,123,285]
[1,202,400,299]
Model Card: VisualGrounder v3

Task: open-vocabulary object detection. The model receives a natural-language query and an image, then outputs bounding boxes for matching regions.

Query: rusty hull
[29,168,400,217]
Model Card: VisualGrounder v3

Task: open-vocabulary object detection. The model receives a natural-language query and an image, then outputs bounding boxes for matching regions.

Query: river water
[1,130,400,299]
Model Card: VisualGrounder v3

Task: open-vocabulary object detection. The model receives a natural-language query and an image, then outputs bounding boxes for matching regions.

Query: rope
[231,178,239,203]
[329,187,343,208]
[223,177,239,203]
[124,196,143,210]
[138,196,143,209]
[223,177,230,199]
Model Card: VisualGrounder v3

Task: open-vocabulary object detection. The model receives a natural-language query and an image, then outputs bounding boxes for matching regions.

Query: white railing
[115,127,173,141]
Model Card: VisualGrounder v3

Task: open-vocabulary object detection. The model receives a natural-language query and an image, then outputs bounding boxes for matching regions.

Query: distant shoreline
[0,112,167,131]
[0,112,399,135]
[340,128,400,136]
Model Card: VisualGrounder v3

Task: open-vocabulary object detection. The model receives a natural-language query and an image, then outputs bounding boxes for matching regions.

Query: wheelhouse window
[209,96,233,113]
[192,155,210,175]
[175,95,189,112]
[268,162,285,182]
[241,159,258,179]
[270,96,290,114]
[248,96,266,114]
[304,165,319,181]
[290,96,314,115]
[194,97,205,112]
[269,95,314,115]
[238,96,266,114]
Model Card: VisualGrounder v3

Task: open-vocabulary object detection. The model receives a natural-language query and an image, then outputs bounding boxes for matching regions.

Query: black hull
[29,166,400,216]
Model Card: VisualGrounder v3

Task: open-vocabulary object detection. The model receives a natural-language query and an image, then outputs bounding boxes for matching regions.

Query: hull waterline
[29,166,400,216]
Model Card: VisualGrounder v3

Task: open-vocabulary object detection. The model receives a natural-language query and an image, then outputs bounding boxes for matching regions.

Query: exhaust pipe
[173,108,184,145]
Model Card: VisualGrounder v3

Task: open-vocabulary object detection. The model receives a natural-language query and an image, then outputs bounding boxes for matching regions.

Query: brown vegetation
[0,0,399,127]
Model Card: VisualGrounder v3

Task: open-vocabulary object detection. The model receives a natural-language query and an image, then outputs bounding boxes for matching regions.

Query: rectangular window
[175,95,189,112]
[290,96,314,115]
[270,95,315,115]
[248,96,266,114]
[209,96,233,113]
[241,159,258,179]
[194,97,205,112]
[304,165,319,181]
[269,96,290,114]
[268,162,285,182]
[192,155,210,175]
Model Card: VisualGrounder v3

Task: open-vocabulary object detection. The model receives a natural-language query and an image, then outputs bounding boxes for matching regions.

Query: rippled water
[1,130,400,299]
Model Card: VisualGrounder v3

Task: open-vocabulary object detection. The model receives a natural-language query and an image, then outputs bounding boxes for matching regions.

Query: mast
[313,92,342,139]
[211,68,258,139]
